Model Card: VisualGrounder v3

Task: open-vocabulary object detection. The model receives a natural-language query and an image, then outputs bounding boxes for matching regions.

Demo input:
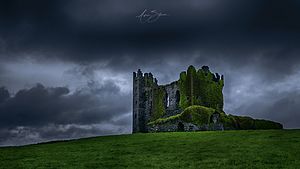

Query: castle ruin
[132,65,283,133]
[133,65,224,132]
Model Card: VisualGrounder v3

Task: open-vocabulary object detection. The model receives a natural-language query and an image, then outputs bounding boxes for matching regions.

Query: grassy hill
[0,130,299,169]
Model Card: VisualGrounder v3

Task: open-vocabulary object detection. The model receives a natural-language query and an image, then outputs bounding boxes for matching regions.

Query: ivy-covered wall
[178,65,224,111]
[151,86,166,121]
[149,106,283,130]
[149,65,224,121]
[148,105,215,126]
[144,73,154,88]
[135,66,283,132]
[219,114,283,130]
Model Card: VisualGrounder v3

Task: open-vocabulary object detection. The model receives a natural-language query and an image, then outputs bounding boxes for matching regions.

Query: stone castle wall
[133,66,224,133]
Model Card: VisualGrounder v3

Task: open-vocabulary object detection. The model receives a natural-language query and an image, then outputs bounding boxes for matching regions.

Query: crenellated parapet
[133,69,158,87]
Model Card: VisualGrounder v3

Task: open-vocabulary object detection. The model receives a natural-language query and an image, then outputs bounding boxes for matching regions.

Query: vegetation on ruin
[149,105,282,130]
[151,86,166,121]
[144,75,154,88]
[148,113,181,125]
[178,65,224,111]
[219,113,238,129]
[180,105,215,125]
[148,105,215,126]
[253,119,283,129]
[147,65,282,130]
[150,65,224,123]
[1,130,299,168]
[178,71,189,109]
[220,114,283,130]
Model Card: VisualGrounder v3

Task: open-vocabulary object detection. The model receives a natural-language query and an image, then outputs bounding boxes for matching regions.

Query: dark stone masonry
[133,65,283,133]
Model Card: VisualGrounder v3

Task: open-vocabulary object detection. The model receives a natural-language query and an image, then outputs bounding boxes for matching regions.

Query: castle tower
[133,69,157,133]
[133,69,144,133]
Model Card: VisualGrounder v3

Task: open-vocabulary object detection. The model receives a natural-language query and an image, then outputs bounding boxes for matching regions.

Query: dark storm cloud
[0,87,10,103]
[1,0,300,85]
[265,93,300,129]
[0,81,131,146]
[1,0,300,65]
[0,82,130,127]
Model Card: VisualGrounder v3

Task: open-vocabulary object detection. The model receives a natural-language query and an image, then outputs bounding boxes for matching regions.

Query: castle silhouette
[133,65,225,132]
[133,65,282,133]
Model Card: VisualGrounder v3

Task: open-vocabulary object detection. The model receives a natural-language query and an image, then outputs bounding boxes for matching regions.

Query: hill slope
[0,130,299,169]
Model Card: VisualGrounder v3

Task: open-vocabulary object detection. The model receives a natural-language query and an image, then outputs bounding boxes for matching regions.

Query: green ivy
[180,105,215,126]
[219,113,235,129]
[149,105,215,126]
[148,113,181,125]
[144,75,154,88]
[254,119,283,129]
[151,86,166,121]
[178,65,224,111]
[149,105,283,130]
[148,65,282,131]
[220,114,283,130]
[179,71,188,109]
[235,116,255,130]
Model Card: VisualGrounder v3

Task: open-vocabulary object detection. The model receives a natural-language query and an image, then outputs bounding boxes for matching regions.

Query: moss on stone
[186,65,197,105]
[149,104,283,130]
[219,113,237,129]
[149,105,215,126]
[254,119,283,129]
[138,66,283,132]
[144,76,153,88]
[220,114,283,130]
[235,116,255,130]
[148,113,181,125]
[179,71,189,109]
[151,86,166,121]
[178,65,224,111]
[181,105,215,126]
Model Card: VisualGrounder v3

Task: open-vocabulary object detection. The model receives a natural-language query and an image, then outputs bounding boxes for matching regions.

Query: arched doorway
[177,122,184,131]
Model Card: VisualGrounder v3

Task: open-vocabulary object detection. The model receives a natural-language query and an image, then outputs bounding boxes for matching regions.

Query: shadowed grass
[0,130,299,169]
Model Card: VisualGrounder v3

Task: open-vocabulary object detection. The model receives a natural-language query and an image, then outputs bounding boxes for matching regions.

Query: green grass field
[0,130,299,169]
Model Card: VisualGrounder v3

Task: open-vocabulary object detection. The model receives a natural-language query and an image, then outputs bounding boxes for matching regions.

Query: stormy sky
[1,0,300,146]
